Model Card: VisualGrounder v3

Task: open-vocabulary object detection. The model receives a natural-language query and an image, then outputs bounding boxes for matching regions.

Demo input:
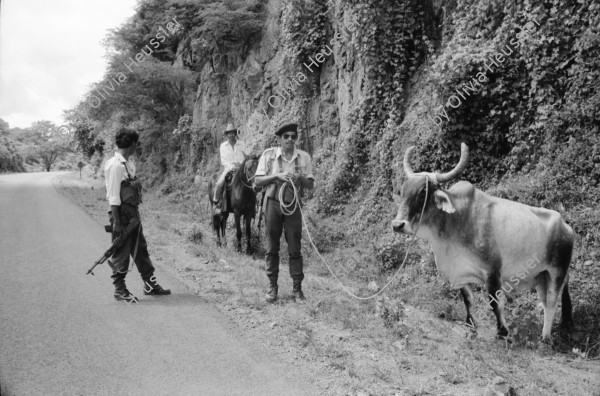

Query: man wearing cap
[213,123,248,213]
[104,127,171,303]
[254,123,314,303]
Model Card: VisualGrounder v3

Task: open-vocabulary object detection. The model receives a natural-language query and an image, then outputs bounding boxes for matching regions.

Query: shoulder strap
[272,152,299,173]
[265,149,276,175]
[122,162,134,180]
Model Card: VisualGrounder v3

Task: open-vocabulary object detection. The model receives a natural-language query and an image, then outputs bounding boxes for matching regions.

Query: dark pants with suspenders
[264,197,304,285]
[265,198,304,284]
[108,203,155,289]
[264,154,305,284]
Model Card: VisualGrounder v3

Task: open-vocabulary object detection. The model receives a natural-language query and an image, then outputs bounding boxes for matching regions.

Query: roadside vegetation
[56,171,600,395]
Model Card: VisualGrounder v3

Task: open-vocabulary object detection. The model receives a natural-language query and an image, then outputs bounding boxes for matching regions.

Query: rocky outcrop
[182,0,442,227]
[186,0,367,160]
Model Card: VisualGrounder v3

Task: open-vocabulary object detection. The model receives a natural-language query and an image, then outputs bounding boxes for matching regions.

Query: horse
[207,155,259,253]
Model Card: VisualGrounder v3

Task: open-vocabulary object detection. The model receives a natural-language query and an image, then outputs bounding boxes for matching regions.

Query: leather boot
[265,281,278,303]
[292,282,305,301]
[143,278,171,295]
[114,284,138,303]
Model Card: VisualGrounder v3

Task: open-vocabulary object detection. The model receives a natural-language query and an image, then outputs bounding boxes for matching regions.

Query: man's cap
[224,123,237,135]
[275,123,298,136]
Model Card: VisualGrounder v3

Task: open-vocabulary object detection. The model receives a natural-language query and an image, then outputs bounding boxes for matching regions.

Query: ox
[392,143,574,340]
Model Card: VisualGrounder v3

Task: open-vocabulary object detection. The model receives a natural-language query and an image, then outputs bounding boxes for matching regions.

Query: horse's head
[232,155,260,188]
[243,155,260,178]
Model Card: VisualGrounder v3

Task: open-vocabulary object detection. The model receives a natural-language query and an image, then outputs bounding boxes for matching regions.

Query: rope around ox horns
[277,175,429,300]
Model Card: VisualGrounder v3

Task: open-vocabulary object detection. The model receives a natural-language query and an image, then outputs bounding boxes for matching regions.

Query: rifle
[86,218,141,275]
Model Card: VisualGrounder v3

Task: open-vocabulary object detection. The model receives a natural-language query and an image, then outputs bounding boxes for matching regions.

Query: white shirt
[104,152,136,206]
[255,147,314,179]
[220,140,247,168]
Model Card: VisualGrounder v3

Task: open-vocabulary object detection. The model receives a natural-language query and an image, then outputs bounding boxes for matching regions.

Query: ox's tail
[559,222,574,330]
[561,274,573,330]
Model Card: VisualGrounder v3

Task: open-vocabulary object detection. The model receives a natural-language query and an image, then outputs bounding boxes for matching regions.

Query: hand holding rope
[278,178,301,215]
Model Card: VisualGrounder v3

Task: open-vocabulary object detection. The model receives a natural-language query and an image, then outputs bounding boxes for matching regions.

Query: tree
[63,105,104,159]
[0,119,9,136]
[0,118,26,173]
[191,0,265,70]
[88,55,196,126]
[28,121,73,172]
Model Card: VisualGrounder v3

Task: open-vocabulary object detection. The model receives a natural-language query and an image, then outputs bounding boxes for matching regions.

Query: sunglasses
[281,133,297,140]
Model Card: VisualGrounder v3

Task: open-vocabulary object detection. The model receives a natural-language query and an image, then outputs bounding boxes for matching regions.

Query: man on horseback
[254,123,315,303]
[213,123,248,214]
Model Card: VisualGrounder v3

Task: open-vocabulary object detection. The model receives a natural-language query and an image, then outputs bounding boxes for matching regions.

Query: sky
[0,0,138,129]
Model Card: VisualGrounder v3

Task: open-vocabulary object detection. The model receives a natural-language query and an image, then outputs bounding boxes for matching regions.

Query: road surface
[0,172,318,396]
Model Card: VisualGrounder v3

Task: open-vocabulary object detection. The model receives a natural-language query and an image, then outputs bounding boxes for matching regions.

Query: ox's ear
[433,190,455,213]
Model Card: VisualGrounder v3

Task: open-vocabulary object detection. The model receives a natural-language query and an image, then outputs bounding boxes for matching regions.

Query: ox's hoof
[497,326,510,339]
[538,338,554,354]
[559,321,574,333]
[540,335,553,345]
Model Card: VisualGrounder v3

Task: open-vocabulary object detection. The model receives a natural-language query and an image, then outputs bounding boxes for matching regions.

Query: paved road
[0,172,316,396]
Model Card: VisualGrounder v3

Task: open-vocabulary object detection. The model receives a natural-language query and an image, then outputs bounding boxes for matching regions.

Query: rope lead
[278,176,429,300]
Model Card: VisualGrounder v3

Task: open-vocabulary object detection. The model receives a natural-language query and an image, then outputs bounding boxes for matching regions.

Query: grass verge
[55,171,600,396]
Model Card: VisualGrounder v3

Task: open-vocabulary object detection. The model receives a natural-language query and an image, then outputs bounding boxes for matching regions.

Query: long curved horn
[403,146,416,177]
[436,143,469,183]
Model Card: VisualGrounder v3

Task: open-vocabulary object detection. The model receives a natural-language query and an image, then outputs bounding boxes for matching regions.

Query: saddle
[219,171,235,213]
[224,171,234,191]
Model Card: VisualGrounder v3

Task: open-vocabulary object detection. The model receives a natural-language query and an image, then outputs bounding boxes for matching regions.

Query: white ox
[392,143,574,340]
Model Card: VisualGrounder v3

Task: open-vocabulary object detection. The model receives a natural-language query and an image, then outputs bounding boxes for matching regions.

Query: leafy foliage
[188,0,265,70]
[88,55,196,126]
[63,105,104,160]
[317,0,435,215]
[70,0,266,179]
[103,0,192,62]
[27,121,73,172]
[0,119,25,173]
[418,0,600,195]
[281,0,331,68]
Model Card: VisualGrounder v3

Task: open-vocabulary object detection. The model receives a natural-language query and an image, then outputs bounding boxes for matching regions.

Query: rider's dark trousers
[108,204,155,289]
[264,198,304,284]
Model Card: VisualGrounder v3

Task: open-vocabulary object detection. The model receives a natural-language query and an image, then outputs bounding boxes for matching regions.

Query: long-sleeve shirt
[220,140,247,169]
[104,152,135,206]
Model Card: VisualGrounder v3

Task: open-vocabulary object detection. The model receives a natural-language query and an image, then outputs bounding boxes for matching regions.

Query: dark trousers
[265,198,304,284]
[108,207,155,289]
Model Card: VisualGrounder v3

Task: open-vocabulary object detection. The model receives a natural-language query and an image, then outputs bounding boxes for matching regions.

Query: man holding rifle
[103,127,171,303]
